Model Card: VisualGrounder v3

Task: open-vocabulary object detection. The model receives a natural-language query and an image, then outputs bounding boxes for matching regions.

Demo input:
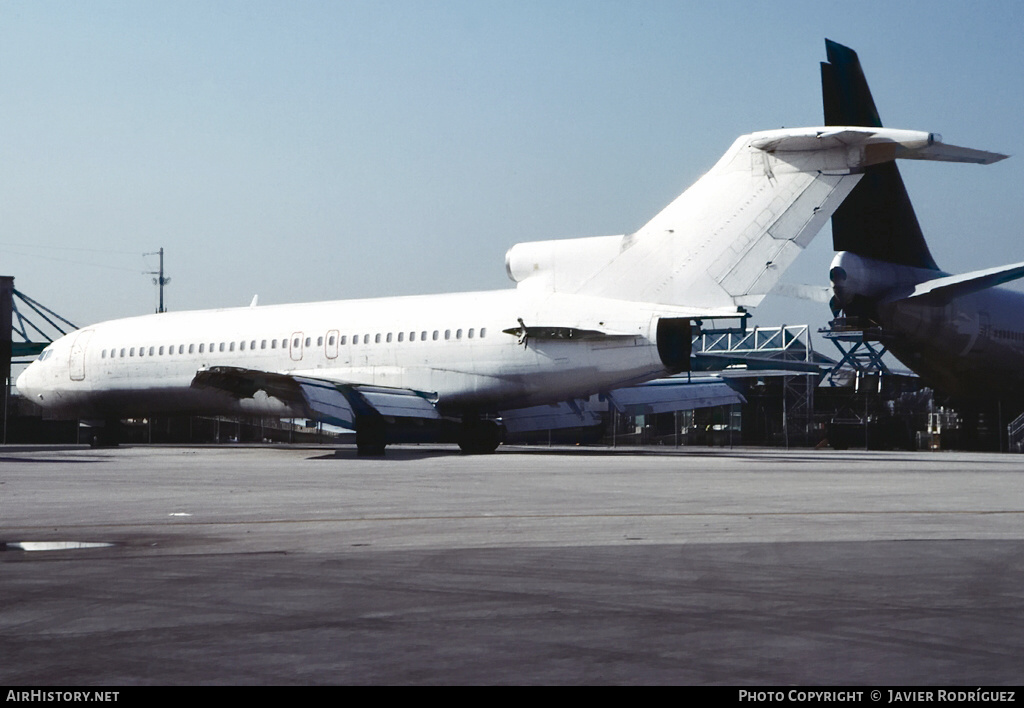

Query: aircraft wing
[892,261,1024,306]
[191,366,441,429]
[691,352,825,374]
[498,377,745,434]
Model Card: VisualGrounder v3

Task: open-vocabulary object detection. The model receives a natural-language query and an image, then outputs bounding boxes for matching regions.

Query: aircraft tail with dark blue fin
[821,39,940,271]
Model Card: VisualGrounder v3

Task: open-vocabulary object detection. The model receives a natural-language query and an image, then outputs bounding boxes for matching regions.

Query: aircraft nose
[16,362,40,400]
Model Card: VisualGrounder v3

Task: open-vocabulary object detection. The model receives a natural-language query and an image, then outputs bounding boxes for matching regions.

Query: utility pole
[146,248,170,313]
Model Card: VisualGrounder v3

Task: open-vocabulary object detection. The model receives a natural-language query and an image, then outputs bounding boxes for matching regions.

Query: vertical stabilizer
[822,39,940,271]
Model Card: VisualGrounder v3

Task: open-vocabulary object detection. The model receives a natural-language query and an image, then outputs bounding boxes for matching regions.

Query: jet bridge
[690,324,833,447]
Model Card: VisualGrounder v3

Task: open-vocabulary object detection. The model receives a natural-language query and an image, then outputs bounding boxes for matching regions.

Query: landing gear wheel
[90,418,122,448]
[356,419,387,457]
[458,419,501,455]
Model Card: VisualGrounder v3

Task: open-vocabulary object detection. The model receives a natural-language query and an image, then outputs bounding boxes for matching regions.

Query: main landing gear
[353,416,502,456]
[355,417,387,457]
[457,418,502,455]
[89,418,122,448]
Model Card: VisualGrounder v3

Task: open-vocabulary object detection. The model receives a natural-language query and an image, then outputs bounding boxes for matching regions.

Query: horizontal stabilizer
[770,282,832,303]
[750,128,1007,166]
[895,261,1024,305]
[895,141,1007,165]
[605,378,744,416]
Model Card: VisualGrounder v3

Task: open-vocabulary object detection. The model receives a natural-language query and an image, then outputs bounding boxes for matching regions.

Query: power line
[0,247,145,274]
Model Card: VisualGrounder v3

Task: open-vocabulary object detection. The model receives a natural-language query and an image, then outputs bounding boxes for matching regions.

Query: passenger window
[250,340,256,349]
[456,329,462,339]
[340,335,347,345]
[409,332,416,342]
[375,334,381,344]
[432,330,439,341]
[293,338,300,348]
[398,332,404,342]
[445,329,451,340]
[480,328,487,338]
[189,344,195,354]
[240,341,246,351]
[327,335,334,346]
[220,343,226,352]
[386,333,392,343]
[130,348,136,357]
[363,334,369,345]
[468,328,474,339]
[261,340,267,349]
[305,337,311,347]
[159,346,165,355]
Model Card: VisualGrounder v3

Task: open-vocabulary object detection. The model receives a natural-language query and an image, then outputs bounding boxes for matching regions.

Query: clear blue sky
[2,0,1023,345]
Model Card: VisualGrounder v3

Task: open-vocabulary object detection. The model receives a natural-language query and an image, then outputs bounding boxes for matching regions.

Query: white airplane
[821,41,1023,404]
[16,44,1005,454]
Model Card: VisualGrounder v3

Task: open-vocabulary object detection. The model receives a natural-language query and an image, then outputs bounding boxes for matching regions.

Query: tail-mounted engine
[656,318,692,373]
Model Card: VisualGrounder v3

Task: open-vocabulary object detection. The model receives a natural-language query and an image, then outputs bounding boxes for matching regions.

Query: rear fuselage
[830,251,1024,399]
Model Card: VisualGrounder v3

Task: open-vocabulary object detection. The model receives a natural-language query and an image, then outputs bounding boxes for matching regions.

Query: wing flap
[293,377,357,428]
[348,385,442,419]
[191,366,440,427]
[498,400,602,434]
[606,378,745,416]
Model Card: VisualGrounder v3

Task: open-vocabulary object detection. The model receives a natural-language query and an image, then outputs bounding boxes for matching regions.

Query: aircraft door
[974,311,991,356]
[69,329,95,381]
[289,331,304,361]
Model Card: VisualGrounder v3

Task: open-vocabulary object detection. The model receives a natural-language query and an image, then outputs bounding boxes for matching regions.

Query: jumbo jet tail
[822,39,1020,311]
[822,38,943,270]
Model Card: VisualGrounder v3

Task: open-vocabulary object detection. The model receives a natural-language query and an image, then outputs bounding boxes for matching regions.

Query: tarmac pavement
[1,444,1022,685]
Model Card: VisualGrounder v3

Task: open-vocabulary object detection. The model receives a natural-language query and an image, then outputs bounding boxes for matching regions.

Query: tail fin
[822,39,940,271]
